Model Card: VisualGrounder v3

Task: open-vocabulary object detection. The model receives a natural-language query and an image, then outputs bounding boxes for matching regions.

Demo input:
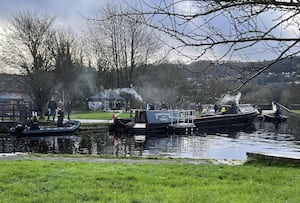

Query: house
[0,74,34,121]
[0,92,21,103]
[0,74,33,103]
[86,89,125,111]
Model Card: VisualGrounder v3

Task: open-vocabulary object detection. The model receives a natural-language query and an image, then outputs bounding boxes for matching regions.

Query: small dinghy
[10,120,81,137]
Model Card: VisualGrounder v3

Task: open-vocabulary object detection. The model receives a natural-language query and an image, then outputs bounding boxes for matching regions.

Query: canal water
[1,113,300,160]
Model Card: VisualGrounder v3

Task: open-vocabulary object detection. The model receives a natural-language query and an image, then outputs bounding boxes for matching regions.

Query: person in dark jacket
[214,104,219,113]
[48,98,57,121]
[65,100,72,120]
[275,107,282,119]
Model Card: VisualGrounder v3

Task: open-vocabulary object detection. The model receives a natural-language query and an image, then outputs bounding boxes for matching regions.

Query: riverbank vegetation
[0,158,299,202]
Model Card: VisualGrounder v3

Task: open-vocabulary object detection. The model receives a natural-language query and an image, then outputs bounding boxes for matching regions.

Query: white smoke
[220,92,241,105]
[138,82,177,105]
[112,88,143,101]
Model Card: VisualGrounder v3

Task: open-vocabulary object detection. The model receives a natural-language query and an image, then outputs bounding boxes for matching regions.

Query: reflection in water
[287,113,300,139]
[0,132,143,157]
[144,128,300,160]
[1,114,300,160]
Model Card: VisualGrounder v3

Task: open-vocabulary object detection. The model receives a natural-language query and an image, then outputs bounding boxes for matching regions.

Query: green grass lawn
[0,159,299,202]
[70,111,131,120]
[292,110,300,114]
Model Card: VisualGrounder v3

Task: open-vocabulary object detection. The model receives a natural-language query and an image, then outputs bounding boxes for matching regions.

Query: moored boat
[10,120,81,137]
[109,104,259,136]
[193,104,259,130]
[109,110,172,136]
[258,102,288,123]
[262,113,288,123]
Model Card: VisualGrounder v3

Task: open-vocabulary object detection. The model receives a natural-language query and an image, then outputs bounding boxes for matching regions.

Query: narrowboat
[109,104,259,136]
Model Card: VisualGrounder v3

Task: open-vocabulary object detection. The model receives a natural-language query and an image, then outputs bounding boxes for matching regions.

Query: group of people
[195,103,236,114]
[47,98,72,127]
[26,98,72,129]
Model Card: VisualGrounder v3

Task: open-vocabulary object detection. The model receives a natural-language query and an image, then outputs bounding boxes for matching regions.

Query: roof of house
[87,90,125,101]
[0,74,32,102]
[0,92,20,100]
[0,73,25,93]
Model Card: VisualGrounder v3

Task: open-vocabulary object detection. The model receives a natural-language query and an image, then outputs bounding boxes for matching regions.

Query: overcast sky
[0,0,112,73]
[0,0,296,63]
[0,0,195,63]
[0,0,108,30]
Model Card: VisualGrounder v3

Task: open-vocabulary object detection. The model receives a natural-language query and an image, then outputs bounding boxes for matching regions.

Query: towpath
[0,153,244,165]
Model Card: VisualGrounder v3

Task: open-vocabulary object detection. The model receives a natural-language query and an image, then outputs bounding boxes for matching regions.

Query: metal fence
[0,101,35,122]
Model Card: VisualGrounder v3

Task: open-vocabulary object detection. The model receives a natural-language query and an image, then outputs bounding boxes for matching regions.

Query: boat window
[135,111,146,123]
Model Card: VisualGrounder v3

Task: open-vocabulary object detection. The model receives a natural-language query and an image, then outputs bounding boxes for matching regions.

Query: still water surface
[1,114,300,160]
[145,114,300,160]
[145,121,300,160]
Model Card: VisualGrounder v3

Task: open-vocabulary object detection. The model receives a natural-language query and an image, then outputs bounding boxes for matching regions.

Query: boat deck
[169,123,195,128]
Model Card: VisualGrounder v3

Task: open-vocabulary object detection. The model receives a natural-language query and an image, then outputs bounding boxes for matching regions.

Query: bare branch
[115,0,300,91]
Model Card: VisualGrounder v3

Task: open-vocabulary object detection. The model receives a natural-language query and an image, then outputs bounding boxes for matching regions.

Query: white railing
[169,110,196,127]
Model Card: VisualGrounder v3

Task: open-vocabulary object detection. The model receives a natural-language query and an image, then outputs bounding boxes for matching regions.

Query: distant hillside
[186,56,300,76]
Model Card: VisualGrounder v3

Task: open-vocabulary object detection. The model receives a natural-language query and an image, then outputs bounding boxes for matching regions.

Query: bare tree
[0,11,56,118]
[52,30,79,103]
[121,0,300,91]
[87,2,161,88]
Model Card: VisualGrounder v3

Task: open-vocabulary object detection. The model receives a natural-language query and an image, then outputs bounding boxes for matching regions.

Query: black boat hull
[194,111,259,129]
[109,109,259,136]
[10,120,81,137]
[109,119,170,136]
[261,114,288,123]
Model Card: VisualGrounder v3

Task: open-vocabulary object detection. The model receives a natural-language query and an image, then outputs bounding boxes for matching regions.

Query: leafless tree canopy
[87,2,161,88]
[0,11,56,117]
[121,0,300,91]
[1,11,56,73]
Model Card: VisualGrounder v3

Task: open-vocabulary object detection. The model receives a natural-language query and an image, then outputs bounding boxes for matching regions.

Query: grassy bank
[292,110,300,114]
[71,111,130,120]
[0,158,299,202]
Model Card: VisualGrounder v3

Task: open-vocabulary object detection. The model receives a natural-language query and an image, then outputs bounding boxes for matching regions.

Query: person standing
[214,104,219,113]
[66,100,72,120]
[57,107,64,127]
[197,102,203,114]
[47,98,57,121]
[275,106,282,119]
